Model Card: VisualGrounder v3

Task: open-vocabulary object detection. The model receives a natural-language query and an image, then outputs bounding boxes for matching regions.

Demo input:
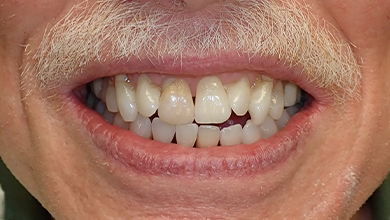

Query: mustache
[29,0,361,102]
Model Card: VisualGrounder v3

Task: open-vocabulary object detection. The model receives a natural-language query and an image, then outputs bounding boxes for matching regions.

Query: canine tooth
[259,116,278,139]
[129,114,152,139]
[275,110,290,130]
[113,113,130,129]
[106,81,119,113]
[242,120,262,144]
[284,82,298,107]
[158,78,195,125]
[152,118,176,143]
[176,123,198,147]
[92,78,103,99]
[103,109,115,124]
[269,81,284,120]
[136,74,160,117]
[115,75,138,122]
[100,78,109,103]
[248,80,273,125]
[95,101,106,115]
[196,125,220,148]
[286,106,300,116]
[220,124,243,146]
[195,76,231,124]
[226,77,250,116]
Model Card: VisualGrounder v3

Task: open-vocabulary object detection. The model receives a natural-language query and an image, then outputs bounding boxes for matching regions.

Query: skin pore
[1,0,390,219]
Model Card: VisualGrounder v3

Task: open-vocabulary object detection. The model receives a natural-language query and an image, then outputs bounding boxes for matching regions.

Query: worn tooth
[113,113,130,129]
[92,78,103,99]
[115,75,138,122]
[269,81,284,120]
[129,114,152,139]
[275,110,290,130]
[95,101,106,115]
[226,77,250,116]
[220,124,243,146]
[103,108,115,124]
[152,118,176,143]
[196,125,220,148]
[286,106,300,116]
[106,80,119,113]
[195,76,231,124]
[176,123,198,147]
[158,78,195,125]
[100,78,109,103]
[136,74,161,117]
[284,82,298,107]
[242,120,262,144]
[259,116,278,139]
[248,79,273,125]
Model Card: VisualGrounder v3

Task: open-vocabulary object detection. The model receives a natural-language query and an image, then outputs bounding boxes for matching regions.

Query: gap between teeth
[87,74,302,148]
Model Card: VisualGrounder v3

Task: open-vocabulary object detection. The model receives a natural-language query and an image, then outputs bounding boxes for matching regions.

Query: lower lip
[68,93,321,178]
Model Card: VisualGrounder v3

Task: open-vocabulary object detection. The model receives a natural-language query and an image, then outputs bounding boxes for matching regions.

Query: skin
[0,0,390,219]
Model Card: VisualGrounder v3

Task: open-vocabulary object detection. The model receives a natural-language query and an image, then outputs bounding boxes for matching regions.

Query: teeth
[269,81,284,120]
[95,101,106,115]
[100,78,109,103]
[275,110,290,130]
[113,113,130,129]
[195,76,231,124]
[220,124,243,146]
[129,114,152,139]
[106,80,119,113]
[158,78,195,125]
[196,125,220,148]
[115,75,138,122]
[259,116,278,139]
[242,120,262,144]
[284,82,298,107]
[136,74,161,117]
[226,77,251,116]
[286,106,300,116]
[92,78,103,99]
[248,79,273,125]
[176,123,198,147]
[152,118,176,143]
[103,108,115,124]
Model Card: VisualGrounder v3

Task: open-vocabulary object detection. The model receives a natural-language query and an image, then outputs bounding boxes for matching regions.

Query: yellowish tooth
[242,120,262,144]
[269,81,284,120]
[248,79,273,125]
[196,125,220,148]
[226,77,250,116]
[176,123,198,147]
[106,81,119,113]
[284,82,298,107]
[129,114,152,139]
[220,124,243,146]
[152,118,176,143]
[115,75,138,122]
[136,74,161,117]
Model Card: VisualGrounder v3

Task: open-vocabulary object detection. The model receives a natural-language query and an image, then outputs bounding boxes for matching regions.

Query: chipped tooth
[220,124,243,146]
[115,75,138,122]
[284,82,298,107]
[242,120,262,144]
[129,114,152,139]
[100,78,109,103]
[176,123,198,147]
[248,80,273,125]
[275,110,290,130]
[158,78,195,125]
[269,81,284,120]
[113,113,130,129]
[259,116,278,139]
[286,106,300,116]
[92,78,103,99]
[196,125,220,148]
[195,76,231,124]
[136,74,161,117]
[152,118,176,143]
[95,101,106,115]
[103,108,115,124]
[106,81,119,113]
[226,77,250,116]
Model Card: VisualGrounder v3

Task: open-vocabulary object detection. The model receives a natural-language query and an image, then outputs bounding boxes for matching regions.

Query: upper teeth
[89,73,302,147]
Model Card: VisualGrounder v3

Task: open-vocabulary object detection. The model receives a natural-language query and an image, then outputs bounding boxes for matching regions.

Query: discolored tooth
[103,108,115,124]
[242,120,262,144]
[115,75,138,122]
[152,118,176,143]
[129,114,152,139]
[92,78,103,99]
[176,123,198,147]
[248,79,273,125]
[95,101,106,115]
[106,81,119,113]
[113,113,130,130]
[158,78,195,125]
[269,81,284,120]
[136,74,161,117]
[286,106,300,116]
[226,77,250,116]
[275,110,290,130]
[284,82,298,107]
[196,125,220,148]
[259,116,278,139]
[100,78,109,103]
[195,76,231,124]
[220,124,243,146]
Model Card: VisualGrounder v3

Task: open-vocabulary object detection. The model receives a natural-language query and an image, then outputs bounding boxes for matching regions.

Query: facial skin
[0,0,390,219]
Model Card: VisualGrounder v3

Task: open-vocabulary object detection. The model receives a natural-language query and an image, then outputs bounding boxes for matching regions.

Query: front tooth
[113,113,130,129]
[269,81,284,120]
[129,114,152,139]
[152,118,176,143]
[195,76,231,124]
[275,110,290,130]
[106,80,119,113]
[136,74,161,117]
[226,77,250,116]
[115,75,138,122]
[242,120,262,144]
[248,79,273,125]
[220,124,243,146]
[158,78,195,125]
[176,123,198,147]
[259,116,278,139]
[196,125,220,148]
[284,82,298,107]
